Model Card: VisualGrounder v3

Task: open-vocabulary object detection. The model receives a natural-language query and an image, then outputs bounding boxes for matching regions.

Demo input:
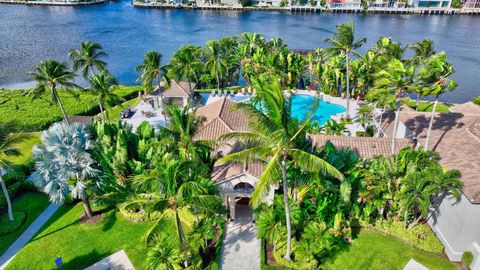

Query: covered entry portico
[211,162,274,222]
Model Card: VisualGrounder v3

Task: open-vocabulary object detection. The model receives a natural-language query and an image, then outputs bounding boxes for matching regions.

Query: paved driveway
[219,221,260,270]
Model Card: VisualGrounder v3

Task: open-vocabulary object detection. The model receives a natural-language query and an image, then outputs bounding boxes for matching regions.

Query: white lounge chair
[230,89,235,96]
[217,89,223,97]
[223,89,228,96]
[211,89,216,97]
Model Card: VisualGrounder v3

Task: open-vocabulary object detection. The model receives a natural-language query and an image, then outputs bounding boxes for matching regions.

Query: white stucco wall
[428,193,480,262]
[216,173,275,204]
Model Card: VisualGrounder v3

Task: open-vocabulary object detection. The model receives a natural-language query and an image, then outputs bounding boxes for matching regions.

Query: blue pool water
[291,95,346,126]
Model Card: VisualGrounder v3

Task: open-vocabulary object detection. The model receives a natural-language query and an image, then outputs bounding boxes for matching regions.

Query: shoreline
[132,3,480,15]
[0,0,105,6]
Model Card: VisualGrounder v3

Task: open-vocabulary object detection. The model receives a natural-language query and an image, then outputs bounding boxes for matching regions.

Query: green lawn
[0,85,142,133]
[402,99,451,113]
[0,133,41,165]
[0,193,50,256]
[5,203,197,270]
[322,230,456,270]
[107,97,141,122]
[262,230,457,270]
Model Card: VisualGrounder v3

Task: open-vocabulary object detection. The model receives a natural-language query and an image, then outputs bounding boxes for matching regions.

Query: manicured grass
[322,230,456,270]
[402,99,451,113]
[261,230,456,270]
[6,203,195,270]
[0,193,50,256]
[0,133,41,165]
[0,86,142,132]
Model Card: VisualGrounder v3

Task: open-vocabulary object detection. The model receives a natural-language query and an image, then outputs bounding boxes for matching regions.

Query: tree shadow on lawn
[28,205,77,244]
[49,250,110,270]
[101,209,117,232]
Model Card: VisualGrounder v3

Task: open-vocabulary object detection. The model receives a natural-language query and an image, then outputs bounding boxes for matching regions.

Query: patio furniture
[211,89,216,97]
[223,89,228,96]
[230,89,235,96]
[217,89,223,97]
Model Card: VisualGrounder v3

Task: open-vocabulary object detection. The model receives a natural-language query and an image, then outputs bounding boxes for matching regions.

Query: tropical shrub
[372,221,444,254]
[462,251,473,270]
[473,96,480,106]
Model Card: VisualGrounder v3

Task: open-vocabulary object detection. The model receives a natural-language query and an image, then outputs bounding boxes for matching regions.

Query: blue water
[291,95,346,125]
[0,2,480,103]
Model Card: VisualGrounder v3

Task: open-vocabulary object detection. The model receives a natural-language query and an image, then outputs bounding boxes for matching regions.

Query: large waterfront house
[194,97,414,221]
[381,103,480,267]
[464,0,480,9]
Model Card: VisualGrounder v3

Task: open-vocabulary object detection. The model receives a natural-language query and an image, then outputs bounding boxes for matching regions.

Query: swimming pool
[291,95,346,125]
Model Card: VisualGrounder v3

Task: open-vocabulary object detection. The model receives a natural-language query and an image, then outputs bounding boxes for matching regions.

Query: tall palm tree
[29,60,78,125]
[417,53,457,150]
[169,45,203,94]
[409,39,435,111]
[369,59,415,154]
[87,72,120,124]
[205,40,228,90]
[124,155,221,268]
[32,123,100,218]
[325,21,366,119]
[69,41,108,79]
[0,124,21,221]
[136,51,171,122]
[219,76,343,260]
[397,171,432,229]
[147,235,182,270]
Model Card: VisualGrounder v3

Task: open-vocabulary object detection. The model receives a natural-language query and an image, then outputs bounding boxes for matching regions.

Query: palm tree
[136,51,171,122]
[169,45,203,94]
[354,104,373,136]
[205,40,228,90]
[31,123,100,218]
[147,235,182,270]
[159,103,210,162]
[219,75,343,260]
[87,72,120,123]
[29,60,78,125]
[69,41,108,79]
[256,199,286,253]
[365,88,394,137]
[417,53,457,150]
[409,39,435,111]
[124,154,221,268]
[0,125,21,221]
[325,21,366,119]
[369,59,415,154]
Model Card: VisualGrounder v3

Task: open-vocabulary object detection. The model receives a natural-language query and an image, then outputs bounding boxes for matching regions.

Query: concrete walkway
[219,221,261,270]
[0,203,61,270]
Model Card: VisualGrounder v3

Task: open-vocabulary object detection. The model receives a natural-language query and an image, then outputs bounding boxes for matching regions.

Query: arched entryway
[229,182,254,223]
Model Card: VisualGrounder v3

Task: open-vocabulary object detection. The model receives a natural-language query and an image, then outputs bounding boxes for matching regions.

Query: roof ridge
[218,98,235,131]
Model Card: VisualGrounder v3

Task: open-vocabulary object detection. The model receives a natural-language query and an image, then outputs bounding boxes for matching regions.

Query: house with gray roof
[380,103,480,268]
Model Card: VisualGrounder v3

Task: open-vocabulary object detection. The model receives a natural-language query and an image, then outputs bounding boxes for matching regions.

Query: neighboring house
[194,98,275,221]
[410,0,451,7]
[380,103,480,266]
[463,0,480,9]
[328,0,361,8]
[162,80,196,108]
[309,135,415,158]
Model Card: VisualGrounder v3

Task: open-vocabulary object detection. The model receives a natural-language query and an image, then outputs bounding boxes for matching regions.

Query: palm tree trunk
[416,93,420,111]
[175,209,189,268]
[424,94,439,150]
[98,101,106,122]
[216,68,221,90]
[281,150,292,261]
[54,87,70,125]
[376,106,385,137]
[157,74,167,123]
[0,173,14,221]
[82,197,94,218]
[403,210,408,229]
[391,105,401,154]
[344,53,350,120]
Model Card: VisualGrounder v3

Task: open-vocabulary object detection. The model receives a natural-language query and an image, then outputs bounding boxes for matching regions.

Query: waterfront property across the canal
[0,2,480,103]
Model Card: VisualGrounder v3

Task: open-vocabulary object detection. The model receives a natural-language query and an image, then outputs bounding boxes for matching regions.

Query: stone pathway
[0,203,61,270]
[84,249,135,270]
[219,221,261,270]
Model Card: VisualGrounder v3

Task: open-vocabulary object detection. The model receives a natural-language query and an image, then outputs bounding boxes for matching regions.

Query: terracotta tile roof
[380,103,480,203]
[163,80,195,98]
[64,116,93,125]
[309,134,414,158]
[211,161,264,183]
[194,98,250,141]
